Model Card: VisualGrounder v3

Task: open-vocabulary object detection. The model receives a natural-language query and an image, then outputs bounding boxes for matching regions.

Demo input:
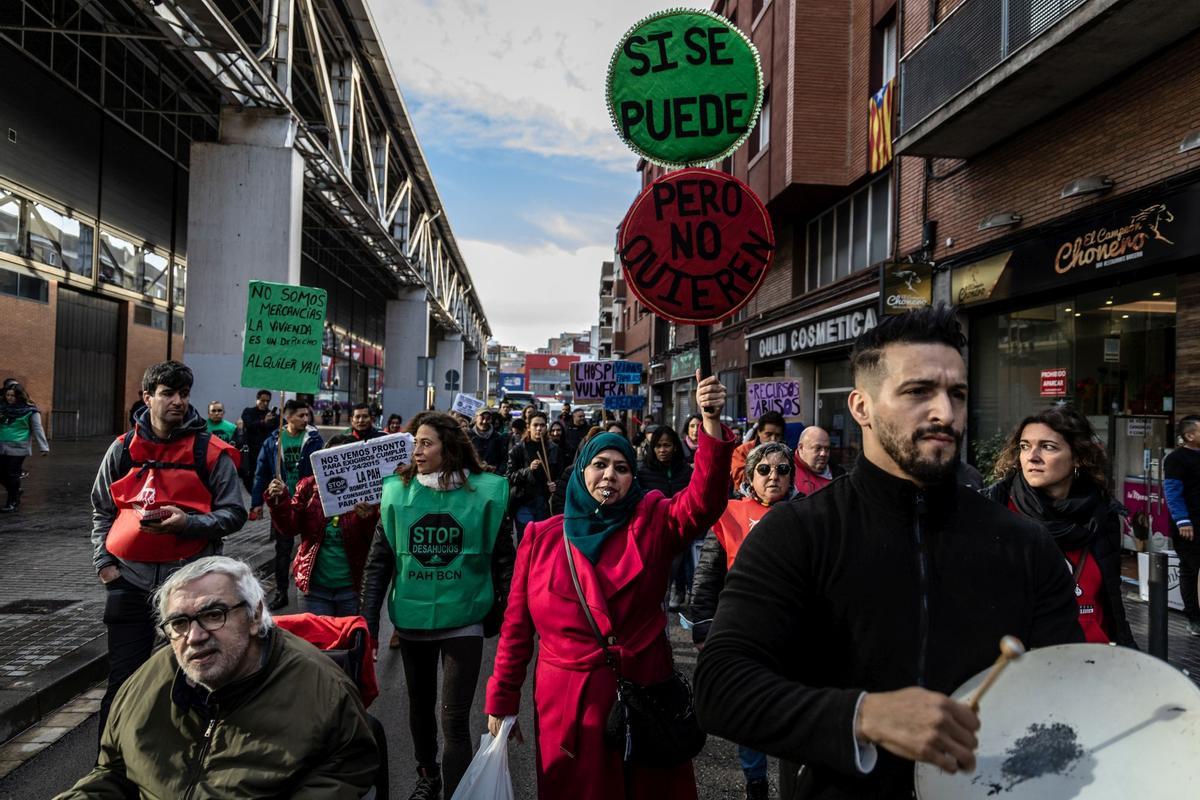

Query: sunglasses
[754,463,792,477]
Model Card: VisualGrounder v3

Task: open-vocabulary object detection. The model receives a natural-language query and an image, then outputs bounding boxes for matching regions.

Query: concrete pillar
[384,288,430,421]
[462,350,481,397]
[433,333,465,410]
[185,109,303,414]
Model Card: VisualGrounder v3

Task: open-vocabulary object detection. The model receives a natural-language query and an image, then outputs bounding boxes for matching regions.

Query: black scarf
[1008,472,1103,551]
[1,399,37,424]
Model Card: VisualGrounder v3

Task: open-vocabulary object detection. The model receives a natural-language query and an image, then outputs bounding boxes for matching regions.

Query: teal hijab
[563,433,645,563]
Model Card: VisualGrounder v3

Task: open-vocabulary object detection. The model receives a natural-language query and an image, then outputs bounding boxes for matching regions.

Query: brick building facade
[895,0,1200,503]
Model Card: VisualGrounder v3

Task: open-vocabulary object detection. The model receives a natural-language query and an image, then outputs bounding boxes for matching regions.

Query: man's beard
[875,415,962,484]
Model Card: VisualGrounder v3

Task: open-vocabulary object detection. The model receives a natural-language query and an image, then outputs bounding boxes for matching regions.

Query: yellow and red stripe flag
[869,79,895,173]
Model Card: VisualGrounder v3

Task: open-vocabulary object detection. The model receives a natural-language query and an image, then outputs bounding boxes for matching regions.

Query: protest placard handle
[275,390,285,478]
[538,437,555,515]
[698,326,717,417]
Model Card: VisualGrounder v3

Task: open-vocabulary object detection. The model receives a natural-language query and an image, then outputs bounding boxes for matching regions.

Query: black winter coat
[687,531,725,643]
[982,474,1136,648]
[637,452,693,499]
[694,456,1084,800]
[506,438,562,514]
[469,427,509,474]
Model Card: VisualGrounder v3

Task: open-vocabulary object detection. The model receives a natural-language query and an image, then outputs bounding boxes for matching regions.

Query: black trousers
[99,578,157,742]
[0,454,25,505]
[1176,537,1200,622]
[272,527,295,594]
[397,635,483,796]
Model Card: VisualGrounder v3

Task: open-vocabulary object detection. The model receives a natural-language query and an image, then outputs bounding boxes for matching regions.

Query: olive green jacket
[56,628,378,799]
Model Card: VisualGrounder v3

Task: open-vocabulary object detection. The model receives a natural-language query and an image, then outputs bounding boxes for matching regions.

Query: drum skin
[916,643,1200,799]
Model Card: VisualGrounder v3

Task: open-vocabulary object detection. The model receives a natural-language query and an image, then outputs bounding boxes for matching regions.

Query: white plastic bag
[450,716,516,800]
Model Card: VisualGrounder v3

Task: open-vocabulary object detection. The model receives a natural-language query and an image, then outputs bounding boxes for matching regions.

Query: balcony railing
[900,0,1086,136]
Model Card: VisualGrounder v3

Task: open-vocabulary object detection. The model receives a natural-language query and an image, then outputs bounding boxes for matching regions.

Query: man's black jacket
[694,456,1084,799]
[469,426,508,473]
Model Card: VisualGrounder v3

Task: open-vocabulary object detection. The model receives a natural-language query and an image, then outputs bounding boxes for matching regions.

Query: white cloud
[462,238,612,351]
[371,0,709,170]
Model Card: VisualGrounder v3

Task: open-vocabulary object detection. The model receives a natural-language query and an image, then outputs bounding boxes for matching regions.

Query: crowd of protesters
[53,303,1200,800]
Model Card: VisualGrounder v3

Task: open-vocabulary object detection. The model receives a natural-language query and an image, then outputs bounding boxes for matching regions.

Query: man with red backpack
[89,361,247,739]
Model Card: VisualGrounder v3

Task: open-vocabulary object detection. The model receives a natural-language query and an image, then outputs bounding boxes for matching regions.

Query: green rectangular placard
[241,280,327,393]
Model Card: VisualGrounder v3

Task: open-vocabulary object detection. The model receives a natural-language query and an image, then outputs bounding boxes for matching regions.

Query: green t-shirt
[312,518,353,589]
[280,430,305,492]
[206,418,237,443]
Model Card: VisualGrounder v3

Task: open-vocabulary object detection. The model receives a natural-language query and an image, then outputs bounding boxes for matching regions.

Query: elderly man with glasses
[55,557,378,800]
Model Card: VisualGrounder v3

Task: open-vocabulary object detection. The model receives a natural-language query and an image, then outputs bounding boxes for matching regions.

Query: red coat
[486,427,735,799]
[266,475,379,595]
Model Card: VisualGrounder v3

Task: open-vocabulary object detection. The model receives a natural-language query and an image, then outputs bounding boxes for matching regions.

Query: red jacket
[486,426,736,799]
[266,475,379,595]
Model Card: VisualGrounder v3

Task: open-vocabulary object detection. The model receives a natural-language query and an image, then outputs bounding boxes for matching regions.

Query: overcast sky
[371,0,707,351]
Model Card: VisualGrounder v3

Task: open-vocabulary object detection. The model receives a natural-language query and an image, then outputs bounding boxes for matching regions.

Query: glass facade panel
[851,191,869,270]
[0,192,20,257]
[806,221,819,293]
[28,203,93,277]
[835,202,851,278]
[869,178,891,264]
[173,261,186,306]
[141,251,169,299]
[819,213,835,286]
[99,231,138,290]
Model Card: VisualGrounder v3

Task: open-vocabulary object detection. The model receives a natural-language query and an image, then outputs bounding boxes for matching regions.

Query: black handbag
[562,533,707,767]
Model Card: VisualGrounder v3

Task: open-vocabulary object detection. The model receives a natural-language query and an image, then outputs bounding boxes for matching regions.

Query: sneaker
[1188,620,1200,637]
[0,504,15,514]
[746,777,769,800]
[408,765,441,800]
[267,591,289,611]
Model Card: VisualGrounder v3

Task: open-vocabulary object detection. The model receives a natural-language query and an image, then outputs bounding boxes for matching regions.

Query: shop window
[0,265,48,303]
[851,191,869,270]
[0,191,23,258]
[133,303,182,333]
[818,213,835,286]
[28,202,94,277]
[835,203,851,279]
[99,231,138,291]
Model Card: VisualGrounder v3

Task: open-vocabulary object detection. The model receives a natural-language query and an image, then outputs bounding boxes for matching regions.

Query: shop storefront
[746,297,879,466]
[954,181,1200,547]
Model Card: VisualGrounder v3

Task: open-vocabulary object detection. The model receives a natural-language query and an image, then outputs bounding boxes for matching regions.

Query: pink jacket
[486,426,735,799]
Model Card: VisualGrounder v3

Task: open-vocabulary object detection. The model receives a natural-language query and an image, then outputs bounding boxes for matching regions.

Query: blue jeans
[302,584,360,617]
[739,744,768,781]
[515,505,537,543]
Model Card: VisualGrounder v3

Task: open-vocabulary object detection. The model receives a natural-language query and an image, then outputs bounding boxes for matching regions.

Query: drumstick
[967,636,1025,713]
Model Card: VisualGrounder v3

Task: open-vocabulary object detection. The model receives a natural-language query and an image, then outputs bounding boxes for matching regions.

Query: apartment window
[751,0,764,23]
[806,173,892,291]
[880,21,897,85]
[748,86,771,161]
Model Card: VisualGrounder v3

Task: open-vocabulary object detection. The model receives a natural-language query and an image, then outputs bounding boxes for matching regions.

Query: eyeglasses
[159,601,248,640]
[754,463,792,477]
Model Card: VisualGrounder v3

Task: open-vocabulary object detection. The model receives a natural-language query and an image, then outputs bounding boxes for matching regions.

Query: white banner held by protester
[310,432,414,516]
[451,392,485,418]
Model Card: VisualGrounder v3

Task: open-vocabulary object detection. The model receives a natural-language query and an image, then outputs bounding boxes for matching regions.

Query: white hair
[152,556,274,636]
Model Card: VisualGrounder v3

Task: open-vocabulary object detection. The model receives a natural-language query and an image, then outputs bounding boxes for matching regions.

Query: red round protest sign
[617,168,774,325]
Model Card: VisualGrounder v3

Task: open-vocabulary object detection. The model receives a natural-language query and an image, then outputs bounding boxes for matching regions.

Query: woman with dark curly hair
[983,406,1135,646]
[360,411,517,799]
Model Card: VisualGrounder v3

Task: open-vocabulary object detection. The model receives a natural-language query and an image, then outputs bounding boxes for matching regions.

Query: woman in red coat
[485,374,735,799]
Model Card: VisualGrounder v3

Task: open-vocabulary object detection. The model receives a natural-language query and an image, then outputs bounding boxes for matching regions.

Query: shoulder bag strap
[1071,549,1090,588]
[562,532,620,673]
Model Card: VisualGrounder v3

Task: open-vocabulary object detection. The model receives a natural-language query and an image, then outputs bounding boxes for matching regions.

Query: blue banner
[604,394,647,411]
[499,373,525,391]
[613,360,642,384]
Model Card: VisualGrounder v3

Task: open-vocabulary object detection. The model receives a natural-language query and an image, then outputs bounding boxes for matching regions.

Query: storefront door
[816,359,861,468]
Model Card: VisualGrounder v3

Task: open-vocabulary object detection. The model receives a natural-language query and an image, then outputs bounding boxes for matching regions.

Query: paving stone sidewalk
[0,437,275,744]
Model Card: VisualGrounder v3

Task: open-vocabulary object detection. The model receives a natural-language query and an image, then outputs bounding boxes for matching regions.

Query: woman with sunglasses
[687,441,794,800]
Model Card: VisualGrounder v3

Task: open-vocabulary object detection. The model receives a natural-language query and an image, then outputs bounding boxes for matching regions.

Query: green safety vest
[380,471,509,631]
[0,412,32,445]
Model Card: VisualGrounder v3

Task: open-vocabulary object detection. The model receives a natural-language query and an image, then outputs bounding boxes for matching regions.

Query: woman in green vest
[0,382,49,513]
[361,411,516,800]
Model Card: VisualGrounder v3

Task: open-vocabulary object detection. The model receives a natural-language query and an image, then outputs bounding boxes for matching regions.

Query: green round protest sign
[607,9,763,167]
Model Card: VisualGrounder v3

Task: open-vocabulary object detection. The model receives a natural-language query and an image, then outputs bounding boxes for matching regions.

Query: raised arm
[663,373,736,545]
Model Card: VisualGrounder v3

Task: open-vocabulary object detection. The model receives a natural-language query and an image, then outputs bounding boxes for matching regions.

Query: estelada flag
[869,79,894,173]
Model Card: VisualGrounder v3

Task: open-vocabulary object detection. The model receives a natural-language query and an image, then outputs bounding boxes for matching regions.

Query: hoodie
[251,426,325,508]
[90,406,248,591]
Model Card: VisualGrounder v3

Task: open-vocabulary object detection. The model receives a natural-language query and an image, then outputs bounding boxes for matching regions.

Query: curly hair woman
[984,406,1135,646]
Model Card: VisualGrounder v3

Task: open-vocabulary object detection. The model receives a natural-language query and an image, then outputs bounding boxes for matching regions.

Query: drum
[915,644,1200,799]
